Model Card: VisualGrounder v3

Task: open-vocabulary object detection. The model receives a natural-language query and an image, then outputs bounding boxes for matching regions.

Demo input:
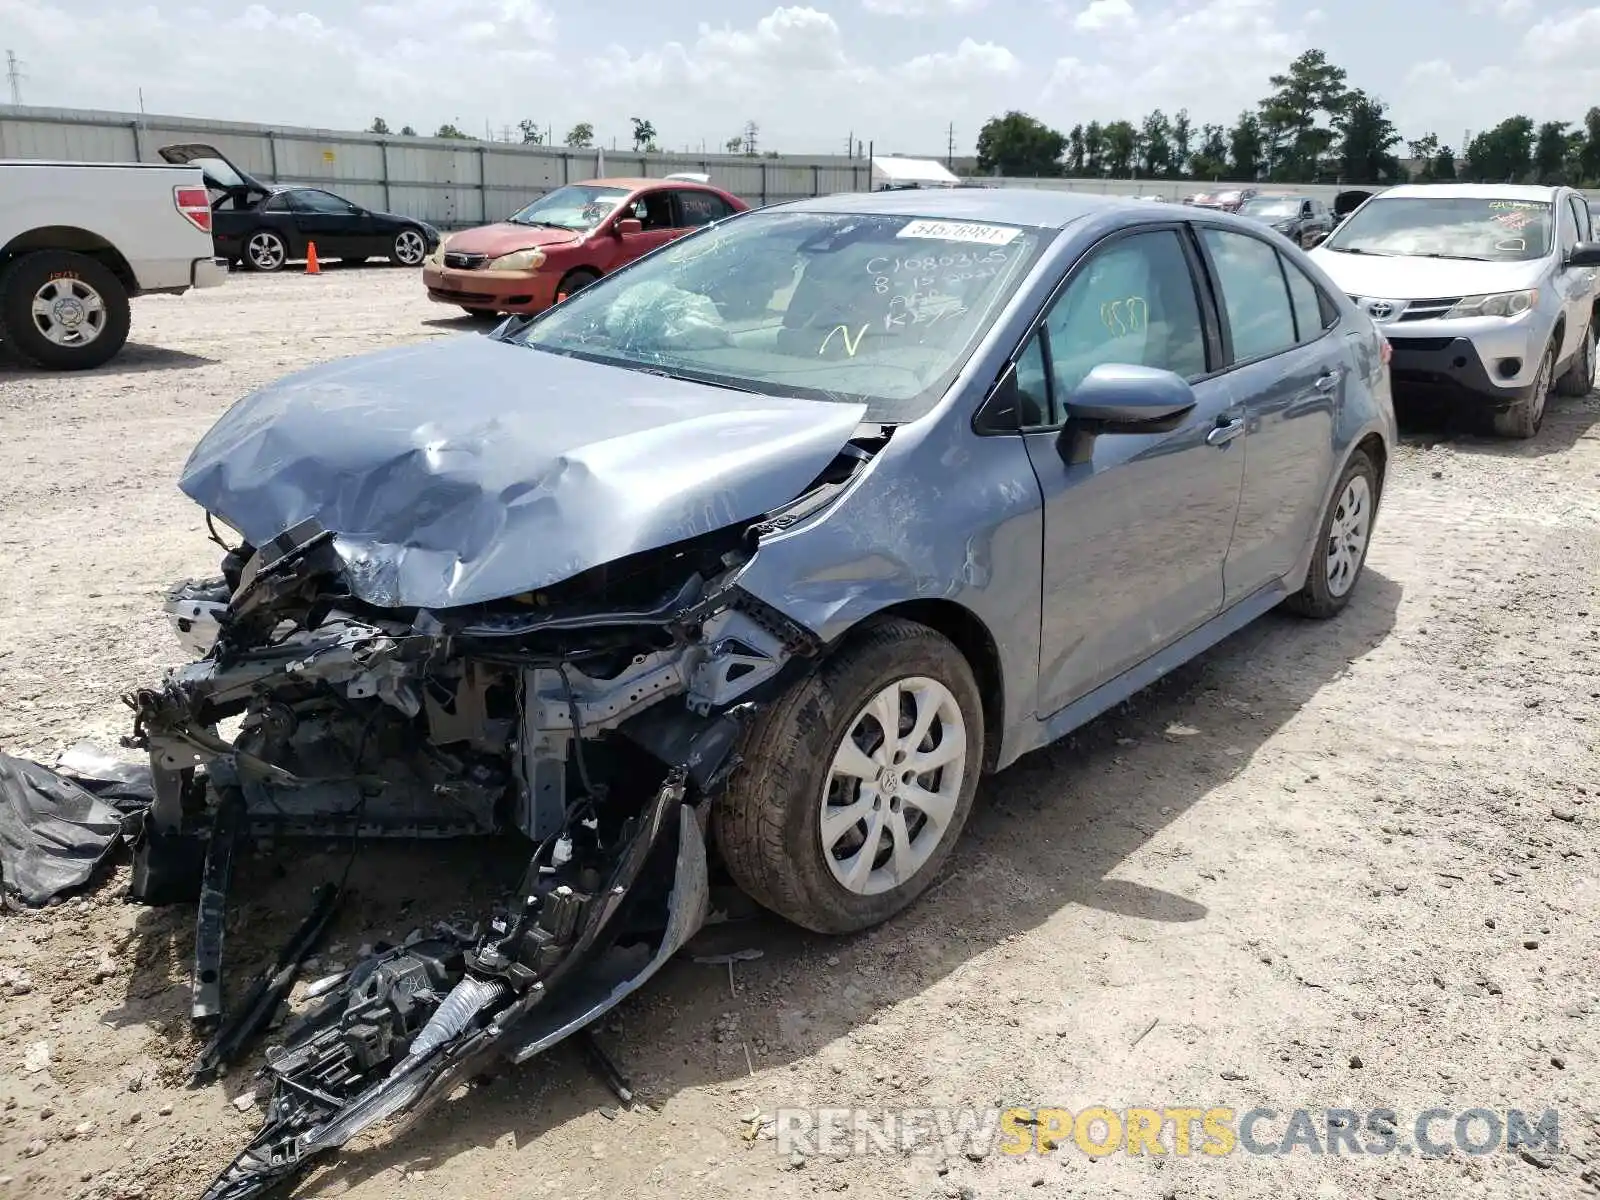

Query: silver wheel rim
[30,277,106,347]
[248,233,285,270]
[395,230,426,264]
[1325,474,1372,599]
[820,676,967,896]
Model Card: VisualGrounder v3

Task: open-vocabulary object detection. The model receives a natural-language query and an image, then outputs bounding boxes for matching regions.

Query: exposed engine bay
[115,425,883,1197]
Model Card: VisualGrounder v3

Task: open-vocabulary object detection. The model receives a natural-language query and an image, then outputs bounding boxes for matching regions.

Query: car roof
[574,176,721,192]
[1377,182,1566,201]
[765,186,1158,230]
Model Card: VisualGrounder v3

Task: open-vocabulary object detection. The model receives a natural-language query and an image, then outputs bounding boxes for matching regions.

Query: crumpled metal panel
[177,336,867,610]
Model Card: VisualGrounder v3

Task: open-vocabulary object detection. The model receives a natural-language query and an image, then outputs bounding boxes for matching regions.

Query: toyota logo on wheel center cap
[877,765,900,794]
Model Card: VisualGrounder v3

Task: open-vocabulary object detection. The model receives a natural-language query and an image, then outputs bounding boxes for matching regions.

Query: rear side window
[1200,228,1296,362]
[676,190,734,228]
[1281,255,1335,343]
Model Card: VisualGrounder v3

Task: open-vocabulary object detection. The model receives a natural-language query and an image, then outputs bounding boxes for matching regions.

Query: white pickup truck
[0,159,227,370]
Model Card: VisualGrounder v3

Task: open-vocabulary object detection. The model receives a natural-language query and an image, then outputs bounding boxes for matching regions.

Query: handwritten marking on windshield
[820,324,869,357]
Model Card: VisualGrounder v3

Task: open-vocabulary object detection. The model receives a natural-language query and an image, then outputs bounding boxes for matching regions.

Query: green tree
[1102,119,1138,177]
[725,135,744,153]
[1465,116,1534,181]
[1190,124,1228,179]
[1430,144,1457,180]
[1406,133,1439,180]
[975,111,1067,176]
[400,125,417,137]
[1171,108,1193,177]
[1258,48,1349,181]
[1533,120,1575,183]
[1334,89,1401,184]
[1139,109,1172,178]
[564,122,594,149]
[1228,111,1264,180]
[517,119,545,145]
[368,117,391,135]
[434,123,470,139]
[1067,124,1085,175]
[1580,107,1600,185]
[630,117,657,152]
[1083,120,1106,175]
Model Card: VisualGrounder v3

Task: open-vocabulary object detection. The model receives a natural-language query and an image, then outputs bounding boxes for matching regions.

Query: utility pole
[946,122,955,168]
[742,121,759,156]
[6,50,24,106]
[846,129,854,159]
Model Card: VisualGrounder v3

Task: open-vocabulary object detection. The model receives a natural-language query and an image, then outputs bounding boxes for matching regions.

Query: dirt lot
[0,266,1596,1200]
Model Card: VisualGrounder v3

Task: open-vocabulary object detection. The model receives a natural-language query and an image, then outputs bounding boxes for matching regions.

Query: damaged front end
[123,505,831,1198]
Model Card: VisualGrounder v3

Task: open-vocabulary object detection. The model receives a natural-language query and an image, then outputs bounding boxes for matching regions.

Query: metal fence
[0,104,872,228]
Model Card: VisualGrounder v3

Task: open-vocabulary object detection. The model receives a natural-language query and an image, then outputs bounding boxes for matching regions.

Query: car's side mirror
[1307,230,1329,247]
[616,218,643,237]
[1056,364,1197,459]
[1567,241,1600,267]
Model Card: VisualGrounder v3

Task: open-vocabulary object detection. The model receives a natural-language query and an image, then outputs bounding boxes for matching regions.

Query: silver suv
[1310,182,1600,437]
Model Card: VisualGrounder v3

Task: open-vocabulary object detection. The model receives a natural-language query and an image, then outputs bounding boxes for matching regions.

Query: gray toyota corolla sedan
[127,189,1395,1188]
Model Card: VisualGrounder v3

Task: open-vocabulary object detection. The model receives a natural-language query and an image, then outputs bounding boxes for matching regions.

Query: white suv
[1310,183,1600,438]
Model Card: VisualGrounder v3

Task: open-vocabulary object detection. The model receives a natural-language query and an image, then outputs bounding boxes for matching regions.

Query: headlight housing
[1442,290,1537,319]
[424,236,449,267]
[487,247,546,272]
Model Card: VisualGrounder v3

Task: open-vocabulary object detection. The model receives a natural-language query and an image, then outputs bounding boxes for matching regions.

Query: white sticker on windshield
[897,219,1020,246]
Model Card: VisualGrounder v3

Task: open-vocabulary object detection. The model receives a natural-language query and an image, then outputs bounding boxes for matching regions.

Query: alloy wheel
[30,277,106,347]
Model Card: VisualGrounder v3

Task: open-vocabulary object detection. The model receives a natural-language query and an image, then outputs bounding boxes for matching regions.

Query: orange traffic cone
[305,242,321,275]
[555,292,567,303]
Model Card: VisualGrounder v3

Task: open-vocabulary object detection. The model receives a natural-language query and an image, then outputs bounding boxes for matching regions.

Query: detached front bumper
[422,264,560,314]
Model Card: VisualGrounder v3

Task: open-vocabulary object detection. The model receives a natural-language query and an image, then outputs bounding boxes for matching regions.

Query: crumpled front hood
[1310,249,1545,299]
[179,336,868,610]
[442,223,582,256]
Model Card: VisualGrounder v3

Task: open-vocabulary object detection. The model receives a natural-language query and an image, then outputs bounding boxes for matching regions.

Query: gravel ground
[0,267,1597,1200]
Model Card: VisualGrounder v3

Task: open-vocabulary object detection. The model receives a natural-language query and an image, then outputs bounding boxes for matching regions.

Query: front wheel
[1284,449,1377,619]
[1493,340,1554,439]
[713,617,983,934]
[1555,320,1595,397]
[0,250,131,370]
[390,229,428,266]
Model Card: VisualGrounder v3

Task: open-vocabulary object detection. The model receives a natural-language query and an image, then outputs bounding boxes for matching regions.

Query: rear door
[673,189,738,231]
[1195,225,1342,602]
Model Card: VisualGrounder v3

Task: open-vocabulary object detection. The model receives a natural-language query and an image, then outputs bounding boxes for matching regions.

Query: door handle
[1206,417,1245,447]
[1315,366,1344,392]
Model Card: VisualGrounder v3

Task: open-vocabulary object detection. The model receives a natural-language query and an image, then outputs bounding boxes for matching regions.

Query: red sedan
[422,177,748,317]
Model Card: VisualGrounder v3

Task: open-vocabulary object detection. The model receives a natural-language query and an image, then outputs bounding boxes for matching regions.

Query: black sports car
[158,143,440,272]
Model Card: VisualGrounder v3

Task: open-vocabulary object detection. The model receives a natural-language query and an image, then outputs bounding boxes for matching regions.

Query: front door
[287,189,364,257]
[1557,193,1599,360]
[1023,225,1246,716]
[1194,226,1340,601]
[610,189,685,267]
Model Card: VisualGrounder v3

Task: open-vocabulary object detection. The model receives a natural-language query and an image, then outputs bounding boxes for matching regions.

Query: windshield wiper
[1408,252,1490,261]
[632,366,762,395]
[510,218,568,229]
[1323,246,1394,256]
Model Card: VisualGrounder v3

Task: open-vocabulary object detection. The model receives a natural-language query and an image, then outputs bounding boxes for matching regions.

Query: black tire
[0,250,131,371]
[389,228,429,266]
[460,306,498,318]
[712,617,984,935]
[556,267,600,299]
[1555,320,1595,397]
[243,229,289,272]
[1493,338,1554,439]
[1284,449,1378,619]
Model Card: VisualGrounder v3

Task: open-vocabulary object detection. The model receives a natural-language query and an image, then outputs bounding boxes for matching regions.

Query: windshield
[1324,196,1552,261]
[1241,198,1299,218]
[506,211,1046,422]
[508,184,630,231]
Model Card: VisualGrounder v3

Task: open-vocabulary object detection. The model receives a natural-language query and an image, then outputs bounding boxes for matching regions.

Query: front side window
[509,211,1046,422]
[507,184,630,232]
[1201,228,1297,362]
[1038,229,1207,419]
[1568,195,1591,244]
[1558,197,1580,255]
[290,190,356,215]
[625,191,675,231]
[1323,195,1554,262]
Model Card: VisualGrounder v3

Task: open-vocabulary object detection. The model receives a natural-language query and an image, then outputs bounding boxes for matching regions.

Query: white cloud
[1043,0,1306,127]
[1073,0,1135,31]
[897,38,1020,85]
[861,0,986,13]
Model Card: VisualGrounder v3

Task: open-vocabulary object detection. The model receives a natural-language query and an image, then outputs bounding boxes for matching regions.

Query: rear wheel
[1493,339,1554,439]
[713,617,983,934]
[0,250,131,371]
[1284,450,1377,619]
[1555,319,1595,397]
[243,229,288,272]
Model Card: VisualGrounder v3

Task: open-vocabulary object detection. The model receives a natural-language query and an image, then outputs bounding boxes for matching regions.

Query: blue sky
[2,0,1594,157]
